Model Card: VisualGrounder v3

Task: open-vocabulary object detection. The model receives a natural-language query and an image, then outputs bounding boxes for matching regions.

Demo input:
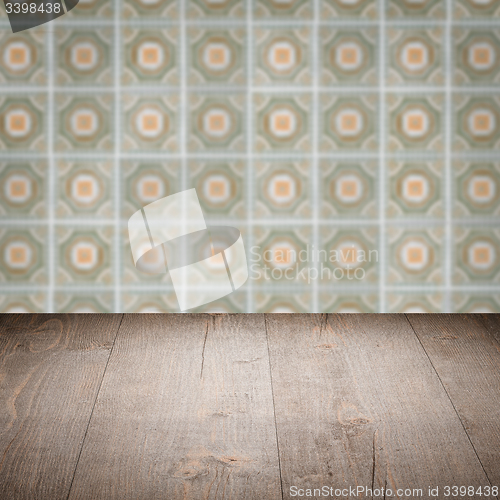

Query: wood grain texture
[407,313,500,486]
[67,314,281,500]
[266,314,491,500]
[478,314,500,346]
[0,314,123,500]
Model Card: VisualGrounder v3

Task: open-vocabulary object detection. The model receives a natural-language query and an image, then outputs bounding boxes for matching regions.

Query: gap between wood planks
[65,313,124,500]
[265,314,285,500]
[404,313,495,493]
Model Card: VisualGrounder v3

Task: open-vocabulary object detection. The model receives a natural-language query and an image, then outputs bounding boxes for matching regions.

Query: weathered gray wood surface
[68,314,281,500]
[266,314,491,500]
[0,314,123,500]
[407,313,500,487]
[0,314,499,500]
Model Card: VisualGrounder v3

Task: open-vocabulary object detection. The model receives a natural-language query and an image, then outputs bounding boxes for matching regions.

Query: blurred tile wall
[0,0,500,312]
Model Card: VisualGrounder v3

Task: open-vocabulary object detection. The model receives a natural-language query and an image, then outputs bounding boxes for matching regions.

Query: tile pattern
[0,0,500,312]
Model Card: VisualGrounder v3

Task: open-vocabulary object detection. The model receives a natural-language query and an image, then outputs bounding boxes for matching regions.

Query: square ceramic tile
[387,227,444,284]
[123,28,179,86]
[0,161,47,217]
[188,160,245,217]
[320,93,378,151]
[387,160,443,218]
[0,95,46,151]
[122,94,179,151]
[0,227,47,284]
[0,30,46,84]
[56,227,112,285]
[189,93,245,152]
[56,161,113,218]
[321,27,377,86]
[387,27,444,85]
[454,29,500,85]
[56,28,112,85]
[454,227,500,283]
[255,160,311,218]
[453,94,500,150]
[320,159,377,218]
[188,27,244,85]
[254,27,312,85]
[387,94,444,151]
[453,161,500,217]
[56,94,113,151]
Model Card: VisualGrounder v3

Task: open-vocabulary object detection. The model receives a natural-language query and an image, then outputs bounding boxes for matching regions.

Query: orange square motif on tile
[209,48,225,64]
[473,246,490,264]
[274,247,292,264]
[76,180,93,197]
[275,180,290,197]
[209,114,225,131]
[10,47,26,64]
[11,180,27,197]
[341,180,357,196]
[408,180,424,196]
[209,180,226,197]
[275,48,291,64]
[10,247,26,264]
[142,114,159,131]
[408,47,424,64]
[473,47,490,65]
[143,47,159,64]
[142,181,159,198]
[408,247,424,264]
[76,48,92,64]
[474,114,490,132]
[407,114,424,132]
[274,114,291,132]
[77,114,93,131]
[340,47,357,64]
[9,114,27,132]
[473,180,490,198]
[341,114,357,131]
[77,248,93,264]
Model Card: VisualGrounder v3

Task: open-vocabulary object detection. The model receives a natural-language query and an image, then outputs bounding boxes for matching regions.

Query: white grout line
[0,145,499,160]
[311,0,320,313]
[1,17,499,28]
[3,85,500,94]
[179,0,188,312]
[46,24,55,313]
[2,284,500,294]
[245,0,254,312]
[378,0,386,312]
[113,0,122,312]
[2,217,500,227]
[444,0,453,312]
[9,150,497,160]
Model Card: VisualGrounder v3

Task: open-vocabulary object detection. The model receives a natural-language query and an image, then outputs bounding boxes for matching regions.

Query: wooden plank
[266,314,490,500]
[68,314,281,500]
[478,314,500,346]
[0,313,123,500]
[407,313,500,486]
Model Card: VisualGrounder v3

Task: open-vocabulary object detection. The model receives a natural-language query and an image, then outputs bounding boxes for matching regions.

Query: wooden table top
[0,314,499,500]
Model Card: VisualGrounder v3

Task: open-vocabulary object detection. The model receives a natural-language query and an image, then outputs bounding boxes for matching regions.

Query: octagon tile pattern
[0,0,499,312]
